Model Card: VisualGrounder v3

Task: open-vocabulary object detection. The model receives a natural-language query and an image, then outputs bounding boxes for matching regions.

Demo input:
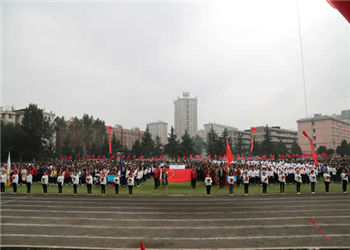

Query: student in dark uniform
[242,170,250,196]
[191,167,197,189]
[341,169,348,194]
[26,171,33,194]
[86,172,93,195]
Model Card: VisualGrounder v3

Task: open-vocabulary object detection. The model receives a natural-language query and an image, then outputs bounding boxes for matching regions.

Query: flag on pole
[226,141,234,167]
[6,152,11,187]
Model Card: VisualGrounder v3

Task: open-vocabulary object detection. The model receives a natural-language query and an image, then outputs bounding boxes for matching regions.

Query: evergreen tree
[193,135,204,155]
[336,140,349,156]
[154,136,163,156]
[274,141,288,155]
[317,146,327,155]
[180,130,195,156]
[131,140,142,157]
[261,125,273,155]
[141,126,154,157]
[234,132,244,154]
[164,127,180,157]
[291,140,302,155]
[205,126,219,156]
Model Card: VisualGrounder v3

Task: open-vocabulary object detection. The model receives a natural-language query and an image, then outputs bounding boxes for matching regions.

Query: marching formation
[0,157,349,196]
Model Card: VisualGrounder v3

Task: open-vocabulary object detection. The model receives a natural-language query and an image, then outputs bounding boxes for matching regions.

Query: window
[313,129,316,133]
[8,114,12,119]
[313,136,316,140]
[312,121,315,126]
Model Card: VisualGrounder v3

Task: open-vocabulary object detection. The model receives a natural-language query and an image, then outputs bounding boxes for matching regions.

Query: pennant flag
[155,155,158,160]
[133,155,136,159]
[178,156,180,161]
[302,131,319,165]
[126,155,130,160]
[190,154,193,159]
[214,154,217,159]
[92,154,95,158]
[159,155,162,160]
[139,155,144,160]
[286,154,291,158]
[6,152,11,187]
[107,126,113,154]
[121,155,125,159]
[226,140,234,167]
[219,156,222,160]
[237,154,240,159]
[102,155,105,159]
[140,240,146,250]
[183,155,185,160]
[250,127,256,154]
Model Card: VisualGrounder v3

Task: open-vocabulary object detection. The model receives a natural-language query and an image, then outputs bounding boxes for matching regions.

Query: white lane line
[2,222,350,230]
[3,215,350,222]
[0,196,27,205]
[1,246,349,250]
[2,233,350,240]
[3,200,350,208]
[3,203,349,210]
[3,208,350,214]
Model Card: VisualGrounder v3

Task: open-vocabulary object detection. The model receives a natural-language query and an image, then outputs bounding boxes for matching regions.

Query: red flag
[133,155,136,159]
[237,154,240,159]
[189,154,193,159]
[214,154,217,159]
[207,155,211,159]
[286,154,291,158]
[226,141,234,167]
[107,126,113,154]
[250,127,256,154]
[159,155,162,160]
[155,155,158,160]
[168,169,192,182]
[121,155,125,159]
[321,152,327,158]
[183,155,185,160]
[126,155,130,160]
[219,156,222,160]
[140,240,146,250]
[199,155,201,159]
[92,155,95,158]
[140,155,144,160]
[102,155,105,159]
[262,155,266,161]
[302,131,319,165]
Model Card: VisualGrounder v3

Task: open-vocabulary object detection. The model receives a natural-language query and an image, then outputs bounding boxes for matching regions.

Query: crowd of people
[0,157,349,196]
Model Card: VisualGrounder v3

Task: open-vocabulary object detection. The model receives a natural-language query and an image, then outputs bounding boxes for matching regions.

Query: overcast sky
[1,0,349,132]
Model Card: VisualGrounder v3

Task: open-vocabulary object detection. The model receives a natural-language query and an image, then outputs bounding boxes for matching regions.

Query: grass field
[4,180,345,196]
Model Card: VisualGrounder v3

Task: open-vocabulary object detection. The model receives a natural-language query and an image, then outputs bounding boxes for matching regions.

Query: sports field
[1,192,350,249]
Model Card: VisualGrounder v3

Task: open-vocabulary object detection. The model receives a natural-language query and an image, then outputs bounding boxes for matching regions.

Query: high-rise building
[174,92,197,138]
[297,114,350,153]
[147,121,168,145]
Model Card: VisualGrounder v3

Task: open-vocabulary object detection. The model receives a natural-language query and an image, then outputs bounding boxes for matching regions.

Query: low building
[111,124,144,150]
[251,126,298,149]
[297,114,350,153]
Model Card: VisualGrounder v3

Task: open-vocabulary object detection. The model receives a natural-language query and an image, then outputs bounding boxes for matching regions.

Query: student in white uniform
[294,170,302,194]
[0,171,6,193]
[26,172,33,194]
[227,171,235,196]
[340,169,348,194]
[11,171,19,194]
[127,172,135,196]
[57,173,64,194]
[323,170,331,193]
[242,170,250,196]
[100,175,107,195]
[72,172,79,195]
[86,173,93,195]
[261,172,268,194]
[309,170,317,194]
[114,172,120,196]
[205,174,213,196]
[278,171,286,194]
[41,173,49,194]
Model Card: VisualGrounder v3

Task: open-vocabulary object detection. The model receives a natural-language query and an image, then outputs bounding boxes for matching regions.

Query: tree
[336,140,349,156]
[291,142,302,155]
[154,136,163,156]
[164,127,180,157]
[141,126,154,157]
[21,104,54,161]
[193,135,204,155]
[180,131,195,156]
[1,123,26,161]
[274,141,288,155]
[205,126,219,156]
[261,125,273,155]
[131,140,142,157]
[234,132,244,154]
[317,146,328,155]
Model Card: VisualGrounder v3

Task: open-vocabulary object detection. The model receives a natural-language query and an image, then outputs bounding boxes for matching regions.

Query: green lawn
[3,180,346,196]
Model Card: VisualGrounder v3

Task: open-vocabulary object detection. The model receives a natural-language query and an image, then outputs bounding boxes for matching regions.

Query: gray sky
[1,0,349,132]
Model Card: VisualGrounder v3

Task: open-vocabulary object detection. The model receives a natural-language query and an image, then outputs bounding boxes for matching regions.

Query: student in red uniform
[191,167,197,189]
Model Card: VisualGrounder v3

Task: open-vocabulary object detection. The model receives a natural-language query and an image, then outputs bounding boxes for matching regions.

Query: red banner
[168,169,192,182]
